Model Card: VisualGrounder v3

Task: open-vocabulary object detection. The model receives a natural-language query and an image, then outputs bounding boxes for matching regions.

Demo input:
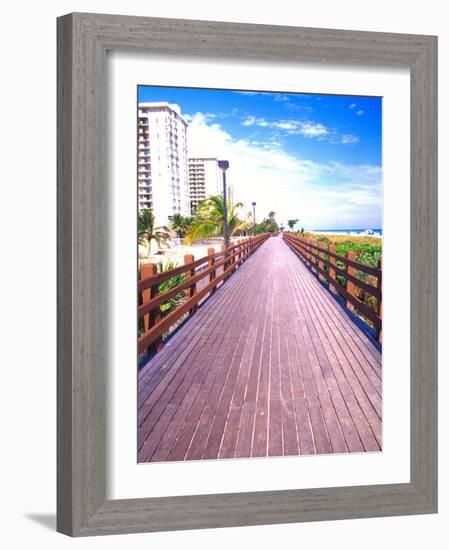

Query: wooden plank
[201,304,257,459]
[291,259,379,451]
[234,273,271,458]
[277,265,300,456]
[268,259,284,457]
[284,319,315,455]
[298,259,383,396]
[284,248,349,454]
[291,256,382,381]
[138,259,254,431]
[138,282,238,412]
[138,236,382,462]
[166,267,256,461]
[139,256,259,459]
[138,235,270,352]
[286,257,382,447]
[137,253,257,390]
[251,285,273,457]
[217,325,258,459]
[182,258,266,461]
[283,260,327,454]
[286,245,382,367]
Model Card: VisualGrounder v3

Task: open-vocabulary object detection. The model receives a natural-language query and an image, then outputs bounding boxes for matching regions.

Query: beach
[140,236,251,266]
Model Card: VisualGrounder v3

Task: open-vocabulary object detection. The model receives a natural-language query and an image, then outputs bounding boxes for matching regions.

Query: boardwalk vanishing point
[138,235,382,462]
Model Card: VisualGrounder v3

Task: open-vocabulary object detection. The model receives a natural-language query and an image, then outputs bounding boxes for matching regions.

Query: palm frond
[184,219,219,244]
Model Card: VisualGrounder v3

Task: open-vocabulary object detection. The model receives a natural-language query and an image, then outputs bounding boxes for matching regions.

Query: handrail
[138,238,263,291]
[287,235,381,277]
[138,234,269,355]
[283,232,382,340]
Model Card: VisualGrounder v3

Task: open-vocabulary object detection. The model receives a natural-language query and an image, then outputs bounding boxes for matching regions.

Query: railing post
[346,249,356,310]
[230,242,235,273]
[141,262,162,354]
[184,254,197,315]
[221,244,228,282]
[207,247,216,295]
[318,241,325,282]
[308,240,313,271]
[236,239,242,269]
[329,244,336,293]
[376,257,382,341]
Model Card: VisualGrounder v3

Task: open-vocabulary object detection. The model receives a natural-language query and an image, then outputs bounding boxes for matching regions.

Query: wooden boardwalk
[138,236,382,462]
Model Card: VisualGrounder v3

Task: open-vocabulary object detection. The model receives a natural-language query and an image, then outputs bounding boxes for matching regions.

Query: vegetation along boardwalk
[138,235,382,462]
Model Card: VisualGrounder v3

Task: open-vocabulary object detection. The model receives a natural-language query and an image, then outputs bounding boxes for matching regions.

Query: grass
[302,232,382,267]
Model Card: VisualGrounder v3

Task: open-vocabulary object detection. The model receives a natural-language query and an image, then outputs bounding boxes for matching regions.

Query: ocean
[309,228,382,237]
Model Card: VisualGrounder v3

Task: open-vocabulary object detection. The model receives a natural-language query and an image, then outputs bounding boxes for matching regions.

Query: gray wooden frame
[57,12,438,536]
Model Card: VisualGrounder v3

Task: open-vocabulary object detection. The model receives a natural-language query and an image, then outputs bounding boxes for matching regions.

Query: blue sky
[138,86,382,229]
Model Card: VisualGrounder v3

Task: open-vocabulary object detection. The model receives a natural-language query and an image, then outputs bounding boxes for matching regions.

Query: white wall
[0,1,446,548]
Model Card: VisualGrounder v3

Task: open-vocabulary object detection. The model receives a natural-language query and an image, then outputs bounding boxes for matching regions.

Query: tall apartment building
[137,102,190,226]
[188,157,234,214]
[188,157,221,213]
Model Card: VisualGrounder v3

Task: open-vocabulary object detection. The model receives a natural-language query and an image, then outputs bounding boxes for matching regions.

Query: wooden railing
[138,234,269,355]
[283,232,382,340]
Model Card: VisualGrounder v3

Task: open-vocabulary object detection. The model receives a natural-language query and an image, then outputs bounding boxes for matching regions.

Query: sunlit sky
[138,86,382,230]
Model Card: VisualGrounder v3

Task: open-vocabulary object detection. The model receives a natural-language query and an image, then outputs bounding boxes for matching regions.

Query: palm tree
[268,211,276,221]
[236,211,255,237]
[184,195,246,244]
[170,214,186,238]
[138,209,171,255]
[287,218,299,231]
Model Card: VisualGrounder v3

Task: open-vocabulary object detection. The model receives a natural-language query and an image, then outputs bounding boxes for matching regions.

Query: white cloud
[241,116,257,127]
[186,113,381,229]
[240,117,329,138]
[273,94,290,102]
[356,110,364,116]
[349,103,357,109]
[338,134,360,144]
[298,122,329,137]
[240,116,362,145]
[184,112,216,124]
[234,91,260,96]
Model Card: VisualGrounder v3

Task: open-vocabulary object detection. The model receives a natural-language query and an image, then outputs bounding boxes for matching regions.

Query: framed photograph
[57,13,437,536]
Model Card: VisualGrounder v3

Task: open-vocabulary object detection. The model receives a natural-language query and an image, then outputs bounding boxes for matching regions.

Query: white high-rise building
[137,102,190,226]
[188,157,234,214]
[188,157,221,213]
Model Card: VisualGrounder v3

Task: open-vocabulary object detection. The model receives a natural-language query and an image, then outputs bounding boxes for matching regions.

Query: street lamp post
[218,160,230,247]
[252,201,256,236]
